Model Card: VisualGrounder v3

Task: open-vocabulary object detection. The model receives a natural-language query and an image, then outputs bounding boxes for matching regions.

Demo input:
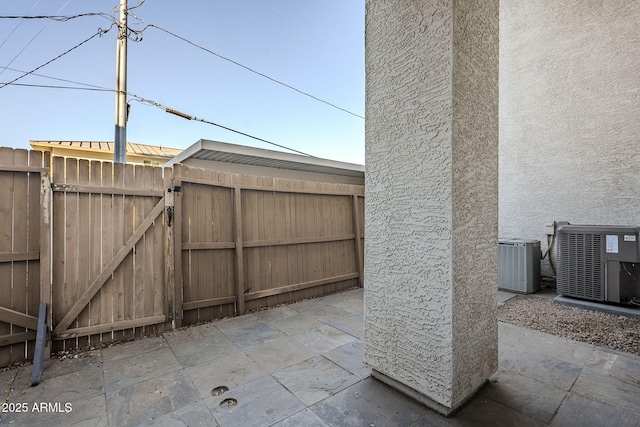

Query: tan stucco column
[364,0,499,415]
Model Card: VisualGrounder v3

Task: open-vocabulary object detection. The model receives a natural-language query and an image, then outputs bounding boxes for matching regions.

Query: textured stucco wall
[364,0,498,409]
[500,1,640,277]
[450,0,499,406]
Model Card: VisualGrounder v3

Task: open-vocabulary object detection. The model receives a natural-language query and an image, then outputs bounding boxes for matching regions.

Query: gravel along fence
[497,296,640,356]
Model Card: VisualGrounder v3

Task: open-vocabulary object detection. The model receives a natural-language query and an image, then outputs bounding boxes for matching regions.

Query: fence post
[164,168,175,329]
[39,169,51,359]
[172,165,183,328]
[352,194,364,287]
[234,186,245,315]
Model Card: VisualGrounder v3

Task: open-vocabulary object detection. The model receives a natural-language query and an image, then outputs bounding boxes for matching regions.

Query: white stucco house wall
[499,1,640,278]
[365,0,499,414]
[363,0,639,415]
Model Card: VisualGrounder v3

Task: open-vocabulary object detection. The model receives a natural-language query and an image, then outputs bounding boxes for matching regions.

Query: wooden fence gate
[49,158,171,351]
[0,148,364,366]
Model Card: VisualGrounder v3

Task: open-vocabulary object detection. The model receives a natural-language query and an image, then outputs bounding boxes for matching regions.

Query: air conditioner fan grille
[557,232,604,301]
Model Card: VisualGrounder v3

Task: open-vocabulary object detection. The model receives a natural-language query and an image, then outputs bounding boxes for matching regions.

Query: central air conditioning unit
[557,224,640,304]
[498,239,541,294]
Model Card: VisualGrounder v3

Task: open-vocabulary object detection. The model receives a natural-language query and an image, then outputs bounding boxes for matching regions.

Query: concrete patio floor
[1,288,639,426]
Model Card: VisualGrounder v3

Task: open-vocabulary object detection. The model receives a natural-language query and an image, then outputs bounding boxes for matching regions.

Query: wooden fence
[174,164,364,327]
[0,148,364,367]
[0,149,48,367]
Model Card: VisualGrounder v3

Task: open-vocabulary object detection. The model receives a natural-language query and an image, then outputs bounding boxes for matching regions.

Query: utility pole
[114,0,127,163]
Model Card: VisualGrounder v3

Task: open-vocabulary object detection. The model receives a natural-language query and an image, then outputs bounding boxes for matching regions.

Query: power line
[128,15,364,120]
[0,66,111,90]
[1,4,323,157]
[149,24,364,119]
[1,73,315,157]
[0,26,113,90]
[0,0,42,50]
[243,0,351,63]
[0,82,112,92]
[0,0,75,78]
[0,12,114,22]
[131,97,316,157]
[128,0,146,12]
[193,116,315,157]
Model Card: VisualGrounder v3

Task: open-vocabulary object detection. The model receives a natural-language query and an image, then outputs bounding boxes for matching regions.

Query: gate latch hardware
[166,206,174,227]
[165,186,177,227]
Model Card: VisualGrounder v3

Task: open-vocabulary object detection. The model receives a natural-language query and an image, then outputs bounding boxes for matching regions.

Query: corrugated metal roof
[30,140,364,178]
[30,140,182,159]
[166,139,365,178]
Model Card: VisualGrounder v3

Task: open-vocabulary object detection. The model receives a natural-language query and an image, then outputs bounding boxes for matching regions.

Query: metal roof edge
[163,139,205,167]
[195,139,365,173]
[29,140,181,158]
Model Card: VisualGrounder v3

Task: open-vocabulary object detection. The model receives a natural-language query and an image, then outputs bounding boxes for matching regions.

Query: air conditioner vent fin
[558,231,603,301]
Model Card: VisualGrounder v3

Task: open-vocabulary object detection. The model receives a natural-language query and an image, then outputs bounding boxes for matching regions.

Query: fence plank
[0,331,37,347]
[197,168,213,323]
[152,166,165,324]
[0,164,47,173]
[182,296,237,311]
[133,165,148,335]
[182,168,197,325]
[100,161,115,344]
[89,161,103,346]
[108,163,124,343]
[120,164,135,341]
[245,273,359,301]
[234,187,245,315]
[76,159,91,349]
[182,242,236,250]
[51,183,163,197]
[243,234,356,248]
[64,158,79,349]
[51,157,65,351]
[273,191,288,304]
[0,251,39,262]
[1,150,16,364]
[53,315,166,339]
[0,307,38,330]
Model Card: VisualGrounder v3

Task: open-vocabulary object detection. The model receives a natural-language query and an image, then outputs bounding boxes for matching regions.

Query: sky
[0,0,365,164]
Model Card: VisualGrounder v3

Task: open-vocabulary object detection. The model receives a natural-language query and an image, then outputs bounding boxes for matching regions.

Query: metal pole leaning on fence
[30,303,48,386]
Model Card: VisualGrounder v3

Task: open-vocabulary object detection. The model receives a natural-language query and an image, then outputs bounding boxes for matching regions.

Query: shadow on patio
[1,288,639,426]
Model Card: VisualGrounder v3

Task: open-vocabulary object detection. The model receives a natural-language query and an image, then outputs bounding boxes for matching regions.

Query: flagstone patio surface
[1,288,639,426]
